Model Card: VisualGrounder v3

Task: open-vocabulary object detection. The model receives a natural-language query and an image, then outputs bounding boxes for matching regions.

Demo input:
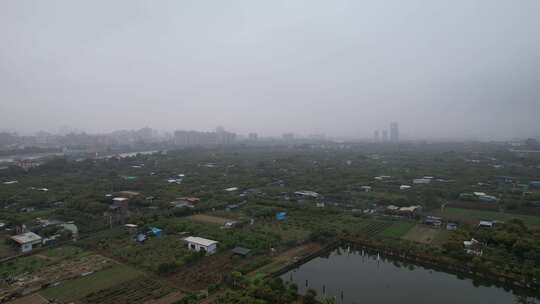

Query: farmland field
[378,221,415,239]
[435,207,540,227]
[85,234,192,273]
[41,264,142,302]
[249,242,323,277]
[0,255,50,277]
[357,220,394,237]
[169,252,235,291]
[81,277,178,304]
[402,225,440,244]
[188,214,234,225]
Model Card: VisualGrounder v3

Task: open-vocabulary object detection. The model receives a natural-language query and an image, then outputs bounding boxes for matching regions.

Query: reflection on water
[281,246,539,304]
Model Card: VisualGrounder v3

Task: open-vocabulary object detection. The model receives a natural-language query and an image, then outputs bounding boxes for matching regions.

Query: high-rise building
[248,133,258,141]
[382,130,388,142]
[282,133,295,141]
[174,127,236,146]
[390,122,399,143]
[374,130,380,142]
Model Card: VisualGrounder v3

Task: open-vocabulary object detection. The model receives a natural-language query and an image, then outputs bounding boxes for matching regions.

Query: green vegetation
[438,207,540,226]
[41,264,141,302]
[0,255,49,277]
[1,143,540,302]
[443,219,540,281]
[378,221,415,238]
[215,275,299,304]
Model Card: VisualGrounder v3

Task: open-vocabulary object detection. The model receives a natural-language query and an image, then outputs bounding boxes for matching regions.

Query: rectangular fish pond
[281,246,539,304]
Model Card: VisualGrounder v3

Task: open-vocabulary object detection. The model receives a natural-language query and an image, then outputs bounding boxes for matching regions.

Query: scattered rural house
[226,204,240,212]
[478,195,498,203]
[15,159,40,171]
[2,180,18,185]
[424,216,442,228]
[360,186,372,192]
[231,246,252,257]
[398,205,422,216]
[106,197,130,225]
[529,181,540,189]
[113,197,130,204]
[171,197,200,208]
[149,227,163,237]
[136,233,147,243]
[10,232,42,253]
[223,221,238,229]
[316,202,325,208]
[124,223,138,233]
[473,192,487,197]
[184,236,218,255]
[413,178,431,184]
[478,220,495,228]
[446,222,458,231]
[60,223,79,240]
[363,209,376,214]
[118,191,141,197]
[240,188,260,197]
[400,185,412,190]
[464,238,482,256]
[36,218,63,227]
[386,205,400,212]
[179,197,200,204]
[170,201,194,208]
[42,234,61,246]
[294,190,320,199]
[374,175,391,181]
[224,187,239,192]
[167,178,182,184]
[276,212,287,221]
[496,176,515,183]
[386,205,422,217]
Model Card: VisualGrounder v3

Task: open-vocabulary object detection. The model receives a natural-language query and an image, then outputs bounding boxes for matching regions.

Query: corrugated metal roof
[184,236,218,247]
[11,232,42,244]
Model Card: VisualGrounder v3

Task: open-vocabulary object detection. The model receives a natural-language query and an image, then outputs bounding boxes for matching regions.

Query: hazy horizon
[1,1,539,140]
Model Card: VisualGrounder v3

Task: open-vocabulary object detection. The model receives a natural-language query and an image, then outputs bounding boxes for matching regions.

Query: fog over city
[1,0,539,140]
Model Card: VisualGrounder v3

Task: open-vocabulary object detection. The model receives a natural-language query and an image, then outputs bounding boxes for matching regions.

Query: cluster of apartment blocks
[173,127,237,146]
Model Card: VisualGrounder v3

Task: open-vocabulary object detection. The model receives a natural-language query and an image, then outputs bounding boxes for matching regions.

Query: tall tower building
[382,130,388,142]
[374,130,380,142]
[390,122,399,143]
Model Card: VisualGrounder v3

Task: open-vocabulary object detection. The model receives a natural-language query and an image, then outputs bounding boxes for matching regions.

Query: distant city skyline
[1,1,539,140]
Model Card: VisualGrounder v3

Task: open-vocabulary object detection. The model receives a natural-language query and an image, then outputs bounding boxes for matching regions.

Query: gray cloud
[1,0,539,139]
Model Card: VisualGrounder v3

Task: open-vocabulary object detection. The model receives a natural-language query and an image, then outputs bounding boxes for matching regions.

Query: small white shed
[11,232,42,253]
[183,236,218,255]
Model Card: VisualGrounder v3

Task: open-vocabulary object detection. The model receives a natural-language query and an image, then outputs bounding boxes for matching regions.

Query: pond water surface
[281,246,539,304]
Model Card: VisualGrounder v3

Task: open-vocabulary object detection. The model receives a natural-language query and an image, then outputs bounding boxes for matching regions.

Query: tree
[303,289,317,304]
[321,297,336,304]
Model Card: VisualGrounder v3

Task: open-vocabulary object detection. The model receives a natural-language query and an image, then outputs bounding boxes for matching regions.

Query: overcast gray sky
[1,0,539,139]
